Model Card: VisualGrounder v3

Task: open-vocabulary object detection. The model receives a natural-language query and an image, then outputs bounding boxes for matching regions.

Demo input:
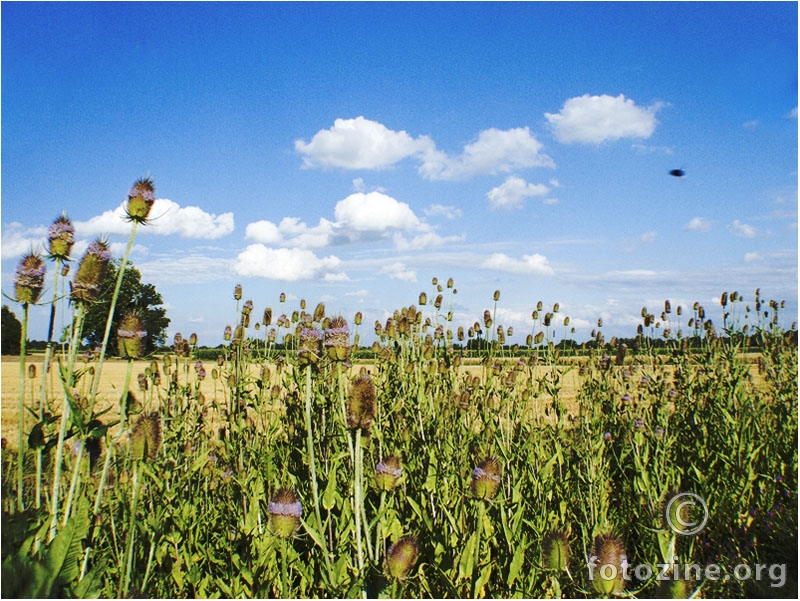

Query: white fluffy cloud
[487,176,549,210]
[295,117,554,180]
[75,199,234,239]
[392,231,465,251]
[234,244,346,281]
[727,219,758,238]
[419,127,554,180]
[545,94,661,144]
[334,192,420,232]
[683,217,713,233]
[295,116,434,170]
[245,217,337,248]
[481,252,554,275]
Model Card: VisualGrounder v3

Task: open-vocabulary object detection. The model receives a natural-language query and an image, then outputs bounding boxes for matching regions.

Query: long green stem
[17,303,29,510]
[88,220,139,417]
[80,438,114,581]
[354,428,365,582]
[62,441,83,526]
[280,537,288,598]
[121,461,141,597]
[36,257,63,509]
[472,501,485,598]
[303,365,323,528]
[49,304,86,542]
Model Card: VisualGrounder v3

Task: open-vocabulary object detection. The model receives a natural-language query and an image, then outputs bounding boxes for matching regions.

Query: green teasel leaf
[508,543,526,587]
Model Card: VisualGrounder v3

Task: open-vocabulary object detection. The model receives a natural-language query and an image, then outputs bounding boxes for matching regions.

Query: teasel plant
[33,214,75,509]
[88,177,155,417]
[8,250,46,509]
[49,237,111,542]
[120,412,162,597]
[267,487,303,597]
[470,455,502,597]
[346,374,376,588]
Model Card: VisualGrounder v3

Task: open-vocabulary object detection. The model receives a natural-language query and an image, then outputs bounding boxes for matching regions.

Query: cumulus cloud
[296,117,554,180]
[486,176,549,210]
[419,127,554,180]
[545,94,662,144]
[1,223,47,260]
[481,252,554,275]
[380,261,417,282]
[234,244,346,281]
[334,192,420,233]
[294,116,434,170]
[727,220,758,238]
[75,199,234,239]
[683,217,713,233]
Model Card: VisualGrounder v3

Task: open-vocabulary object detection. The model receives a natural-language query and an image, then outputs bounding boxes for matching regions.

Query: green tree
[1,305,22,355]
[82,261,170,357]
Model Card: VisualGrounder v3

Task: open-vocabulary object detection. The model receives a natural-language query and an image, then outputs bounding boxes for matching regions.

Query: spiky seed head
[279,292,286,303]
[592,534,626,596]
[354,311,362,325]
[125,177,156,223]
[47,214,76,260]
[233,284,242,300]
[28,364,36,379]
[13,252,46,305]
[471,456,502,501]
[130,412,162,461]
[268,488,303,538]
[324,316,350,361]
[375,455,402,491]
[297,327,322,367]
[419,292,427,305]
[493,289,501,302]
[117,311,147,359]
[553,302,560,313]
[347,375,376,431]
[720,292,728,307]
[534,331,544,345]
[263,307,272,326]
[71,239,111,304]
[542,529,571,571]
[386,536,419,580]
[483,310,492,329]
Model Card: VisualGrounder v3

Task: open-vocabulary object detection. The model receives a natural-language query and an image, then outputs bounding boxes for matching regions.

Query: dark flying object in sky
[669,169,685,177]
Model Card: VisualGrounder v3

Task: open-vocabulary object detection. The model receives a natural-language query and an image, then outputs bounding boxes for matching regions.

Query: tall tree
[1,305,22,355]
[81,261,170,356]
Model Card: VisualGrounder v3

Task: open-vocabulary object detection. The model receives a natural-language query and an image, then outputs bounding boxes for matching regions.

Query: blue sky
[2,2,797,346]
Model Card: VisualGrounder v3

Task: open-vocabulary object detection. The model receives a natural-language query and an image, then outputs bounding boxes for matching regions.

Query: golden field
[2,351,765,451]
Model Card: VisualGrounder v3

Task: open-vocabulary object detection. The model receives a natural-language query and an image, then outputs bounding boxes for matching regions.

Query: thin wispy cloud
[727,219,758,239]
[683,217,713,233]
[480,252,554,275]
[545,94,662,144]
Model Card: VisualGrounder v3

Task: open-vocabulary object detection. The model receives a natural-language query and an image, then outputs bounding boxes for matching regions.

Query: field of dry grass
[2,354,584,448]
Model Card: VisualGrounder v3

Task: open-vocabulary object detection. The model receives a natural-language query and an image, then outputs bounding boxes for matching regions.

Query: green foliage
[81,260,170,356]
[1,305,22,355]
[2,278,797,598]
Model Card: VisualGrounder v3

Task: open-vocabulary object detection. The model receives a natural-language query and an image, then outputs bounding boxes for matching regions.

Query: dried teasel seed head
[313,302,326,322]
[354,311,362,325]
[347,375,376,431]
[268,488,303,538]
[493,289,501,302]
[386,535,419,580]
[233,284,242,300]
